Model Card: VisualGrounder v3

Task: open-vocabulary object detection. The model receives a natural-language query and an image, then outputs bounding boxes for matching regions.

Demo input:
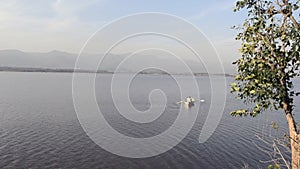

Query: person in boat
[185,96,189,102]
[185,96,194,103]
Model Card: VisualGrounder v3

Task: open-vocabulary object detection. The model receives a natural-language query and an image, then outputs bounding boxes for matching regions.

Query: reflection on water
[0,72,298,168]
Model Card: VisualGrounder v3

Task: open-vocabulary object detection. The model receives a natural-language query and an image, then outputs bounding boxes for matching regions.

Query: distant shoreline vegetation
[0,66,234,77]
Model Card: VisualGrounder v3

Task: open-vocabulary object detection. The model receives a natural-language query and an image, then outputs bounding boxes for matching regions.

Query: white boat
[184,96,195,107]
[177,96,196,107]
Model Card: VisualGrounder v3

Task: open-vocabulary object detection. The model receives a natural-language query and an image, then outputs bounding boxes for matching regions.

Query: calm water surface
[0,72,299,169]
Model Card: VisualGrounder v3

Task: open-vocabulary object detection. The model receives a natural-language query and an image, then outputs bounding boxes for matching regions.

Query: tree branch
[289,15,299,29]
[273,140,291,169]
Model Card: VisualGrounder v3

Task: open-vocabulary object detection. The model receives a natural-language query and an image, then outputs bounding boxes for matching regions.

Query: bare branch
[273,140,291,169]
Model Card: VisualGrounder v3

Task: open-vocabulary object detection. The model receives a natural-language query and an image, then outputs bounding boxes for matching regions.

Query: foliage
[268,163,281,169]
[231,0,300,117]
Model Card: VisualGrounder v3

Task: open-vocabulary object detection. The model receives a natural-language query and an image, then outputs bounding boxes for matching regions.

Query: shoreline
[0,66,234,77]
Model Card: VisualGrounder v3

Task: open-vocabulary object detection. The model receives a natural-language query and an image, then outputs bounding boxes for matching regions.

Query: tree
[231,0,300,168]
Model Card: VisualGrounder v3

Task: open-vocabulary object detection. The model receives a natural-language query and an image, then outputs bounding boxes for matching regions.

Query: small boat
[184,96,195,107]
[177,96,196,107]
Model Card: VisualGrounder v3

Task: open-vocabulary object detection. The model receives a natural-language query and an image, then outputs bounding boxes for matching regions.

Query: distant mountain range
[0,66,233,77]
[0,49,233,76]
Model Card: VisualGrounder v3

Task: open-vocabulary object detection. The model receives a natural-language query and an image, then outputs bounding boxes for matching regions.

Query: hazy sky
[0,0,246,72]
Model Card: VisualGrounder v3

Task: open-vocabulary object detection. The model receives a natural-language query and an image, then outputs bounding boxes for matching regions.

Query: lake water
[0,72,299,169]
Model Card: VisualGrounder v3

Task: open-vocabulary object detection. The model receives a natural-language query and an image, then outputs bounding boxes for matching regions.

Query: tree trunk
[285,110,299,169]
